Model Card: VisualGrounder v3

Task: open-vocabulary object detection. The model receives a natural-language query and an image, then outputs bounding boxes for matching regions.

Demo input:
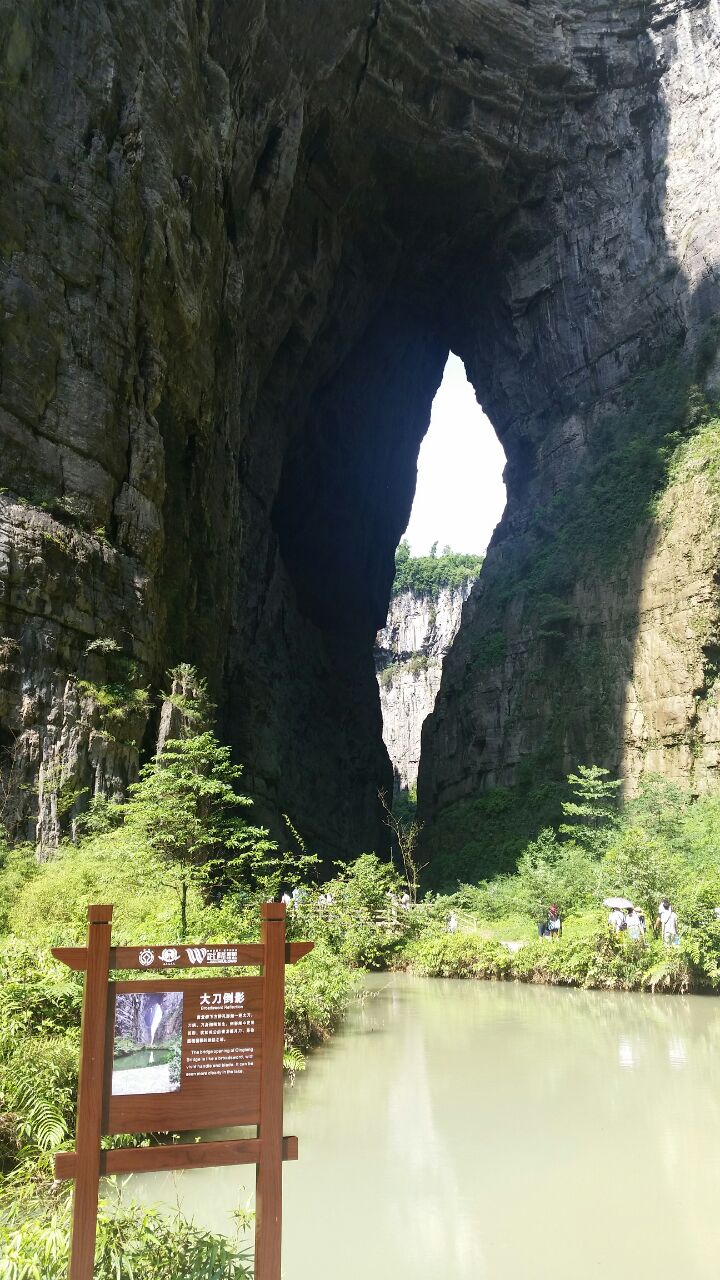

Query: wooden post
[255,902,286,1280]
[68,905,113,1280]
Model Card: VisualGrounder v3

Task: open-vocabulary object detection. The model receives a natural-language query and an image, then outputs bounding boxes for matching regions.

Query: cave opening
[375,352,507,815]
[403,352,507,560]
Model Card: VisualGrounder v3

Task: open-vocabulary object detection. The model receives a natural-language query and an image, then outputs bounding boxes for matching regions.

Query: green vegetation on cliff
[496,343,718,610]
[392,539,483,599]
[426,775,565,887]
[424,332,720,882]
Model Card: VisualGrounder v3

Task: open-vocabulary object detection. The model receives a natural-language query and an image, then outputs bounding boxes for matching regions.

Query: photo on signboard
[111,991,183,1096]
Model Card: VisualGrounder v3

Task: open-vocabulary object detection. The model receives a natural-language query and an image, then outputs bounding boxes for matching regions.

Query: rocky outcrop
[375,585,472,793]
[2,1,720,870]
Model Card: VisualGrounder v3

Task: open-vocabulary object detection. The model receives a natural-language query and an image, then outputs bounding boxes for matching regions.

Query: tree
[160,664,216,738]
[513,827,597,919]
[124,732,276,936]
[559,764,621,853]
[395,538,411,565]
[378,788,426,903]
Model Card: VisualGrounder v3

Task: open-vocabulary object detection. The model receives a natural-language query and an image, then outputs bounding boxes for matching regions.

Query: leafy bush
[0,942,82,1038]
[0,1202,251,1279]
[77,679,151,730]
[507,830,599,920]
[284,942,356,1053]
[310,854,414,968]
[0,844,37,936]
[392,540,483,599]
[0,1036,78,1153]
[425,780,565,887]
[401,931,511,979]
[9,831,203,945]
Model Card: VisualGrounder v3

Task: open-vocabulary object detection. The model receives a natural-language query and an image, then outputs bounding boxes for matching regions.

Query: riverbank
[397,914,704,993]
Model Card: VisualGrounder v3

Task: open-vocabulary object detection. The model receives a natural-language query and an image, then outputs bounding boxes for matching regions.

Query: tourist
[626,906,645,941]
[291,887,301,913]
[608,906,626,933]
[548,904,562,940]
[400,892,411,911]
[537,912,551,940]
[448,911,458,934]
[281,890,292,909]
[656,898,679,945]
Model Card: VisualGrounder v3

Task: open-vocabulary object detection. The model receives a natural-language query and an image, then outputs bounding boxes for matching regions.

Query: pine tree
[559,764,621,854]
[124,732,276,935]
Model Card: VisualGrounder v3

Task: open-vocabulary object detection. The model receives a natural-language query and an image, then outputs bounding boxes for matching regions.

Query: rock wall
[2,1,720,870]
[375,584,472,793]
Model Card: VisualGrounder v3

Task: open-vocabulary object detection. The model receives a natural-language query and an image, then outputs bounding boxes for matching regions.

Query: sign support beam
[68,905,113,1280]
[255,902,286,1280]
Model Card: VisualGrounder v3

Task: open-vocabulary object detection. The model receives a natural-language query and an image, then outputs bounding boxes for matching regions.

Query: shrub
[310,853,412,969]
[392,541,483,600]
[401,931,511,979]
[0,844,37,936]
[284,942,356,1053]
[0,942,82,1039]
[9,832,204,945]
[0,1202,251,1279]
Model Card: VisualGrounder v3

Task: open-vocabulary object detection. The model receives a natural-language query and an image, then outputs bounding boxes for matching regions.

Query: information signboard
[104,976,264,1133]
[53,903,312,1280]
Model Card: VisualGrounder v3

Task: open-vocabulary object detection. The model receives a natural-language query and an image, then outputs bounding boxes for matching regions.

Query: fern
[1,1061,69,1151]
[282,1044,306,1082]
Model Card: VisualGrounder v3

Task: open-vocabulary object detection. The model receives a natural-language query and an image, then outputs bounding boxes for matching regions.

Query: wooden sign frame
[53,902,312,1280]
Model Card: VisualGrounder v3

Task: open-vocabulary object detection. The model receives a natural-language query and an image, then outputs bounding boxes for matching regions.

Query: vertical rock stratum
[375,582,473,794]
[2,1,720,871]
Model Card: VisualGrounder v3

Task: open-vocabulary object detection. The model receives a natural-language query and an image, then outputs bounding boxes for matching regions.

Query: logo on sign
[159,948,180,965]
[186,947,207,965]
[138,948,155,967]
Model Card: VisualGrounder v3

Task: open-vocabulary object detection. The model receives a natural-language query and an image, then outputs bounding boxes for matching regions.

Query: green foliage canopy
[559,764,621,852]
[123,733,277,934]
[392,539,483,599]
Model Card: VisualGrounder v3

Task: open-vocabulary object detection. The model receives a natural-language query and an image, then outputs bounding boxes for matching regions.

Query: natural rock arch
[1,1,720,868]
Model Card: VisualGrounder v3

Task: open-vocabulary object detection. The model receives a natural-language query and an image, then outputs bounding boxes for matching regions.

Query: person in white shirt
[626,907,645,941]
[658,899,678,944]
[608,907,625,932]
[657,898,671,930]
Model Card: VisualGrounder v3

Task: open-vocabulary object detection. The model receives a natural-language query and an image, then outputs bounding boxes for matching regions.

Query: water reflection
[618,1035,636,1069]
[668,1035,687,1069]
[123,977,720,1280]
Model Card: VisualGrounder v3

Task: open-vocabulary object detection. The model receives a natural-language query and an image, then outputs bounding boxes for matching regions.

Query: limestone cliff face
[2,1,720,869]
[375,585,472,792]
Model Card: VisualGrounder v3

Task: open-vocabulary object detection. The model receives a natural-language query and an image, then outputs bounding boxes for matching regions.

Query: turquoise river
[119,974,720,1279]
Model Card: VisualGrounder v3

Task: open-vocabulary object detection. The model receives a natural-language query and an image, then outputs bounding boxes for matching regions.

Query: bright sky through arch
[402,353,507,557]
